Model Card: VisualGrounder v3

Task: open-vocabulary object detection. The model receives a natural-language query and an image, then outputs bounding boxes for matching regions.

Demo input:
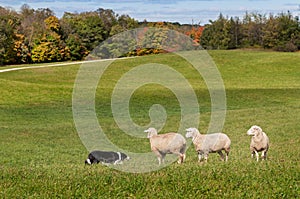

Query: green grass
[0,50,299,198]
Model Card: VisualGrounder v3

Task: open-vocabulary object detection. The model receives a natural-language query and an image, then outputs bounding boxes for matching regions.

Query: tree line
[200,12,300,51]
[0,5,195,65]
[0,5,140,65]
[1,5,300,65]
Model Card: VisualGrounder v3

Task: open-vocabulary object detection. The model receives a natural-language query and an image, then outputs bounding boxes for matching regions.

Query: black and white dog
[85,150,130,165]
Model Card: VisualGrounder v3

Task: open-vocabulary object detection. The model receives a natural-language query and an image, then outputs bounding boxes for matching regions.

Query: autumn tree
[2,5,300,65]
[0,7,20,65]
[186,26,204,44]
[17,5,58,63]
[31,16,69,62]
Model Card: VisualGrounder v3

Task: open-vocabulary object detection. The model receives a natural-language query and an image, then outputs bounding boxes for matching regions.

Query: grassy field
[0,50,299,198]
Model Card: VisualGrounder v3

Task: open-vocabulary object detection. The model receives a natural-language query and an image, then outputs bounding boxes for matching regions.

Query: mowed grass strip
[0,51,299,198]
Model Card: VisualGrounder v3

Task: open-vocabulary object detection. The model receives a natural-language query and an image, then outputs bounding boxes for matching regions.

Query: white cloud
[1,0,299,24]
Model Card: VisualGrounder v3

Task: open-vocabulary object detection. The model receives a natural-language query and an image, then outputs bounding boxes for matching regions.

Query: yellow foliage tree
[31,16,70,63]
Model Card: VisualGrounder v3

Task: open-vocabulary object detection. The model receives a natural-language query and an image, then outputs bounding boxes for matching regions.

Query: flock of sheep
[144,125,270,164]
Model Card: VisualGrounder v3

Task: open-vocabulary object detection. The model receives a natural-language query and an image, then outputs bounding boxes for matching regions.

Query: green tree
[241,12,266,47]
[110,14,138,36]
[65,34,88,60]
[200,14,230,49]
[60,12,86,60]
[274,12,300,51]
[227,17,243,49]
[61,11,107,57]
[261,12,300,51]
[262,14,279,49]
[96,8,117,35]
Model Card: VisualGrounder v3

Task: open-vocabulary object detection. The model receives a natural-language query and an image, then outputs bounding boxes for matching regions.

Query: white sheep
[144,127,187,165]
[185,127,231,162]
[247,125,269,161]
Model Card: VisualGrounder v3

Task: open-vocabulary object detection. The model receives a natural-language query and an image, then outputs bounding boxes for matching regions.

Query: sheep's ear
[186,127,195,132]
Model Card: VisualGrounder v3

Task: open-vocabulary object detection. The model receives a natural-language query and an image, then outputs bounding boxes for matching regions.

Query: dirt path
[0,57,131,73]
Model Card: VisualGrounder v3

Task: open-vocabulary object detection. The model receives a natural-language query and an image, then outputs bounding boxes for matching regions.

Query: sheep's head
[185,127,200,138]
[247,125,262,136]
[144,127,158,138]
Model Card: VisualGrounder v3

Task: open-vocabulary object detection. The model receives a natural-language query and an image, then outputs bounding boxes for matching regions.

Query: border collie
[85,150,130,165]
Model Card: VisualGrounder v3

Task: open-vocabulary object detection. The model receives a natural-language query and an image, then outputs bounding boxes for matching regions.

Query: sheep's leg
[177,153,185,164]
[157,157,162,165]
[204,155,208,163]
[254,151,259,161]
[204,153,209,163]
[157,154,165,165]
[177,156,182,164]
[224,148,230,162]
[197,152,203,162]
[217,151,225,161]
[153,150,163,165]
[198,154,202,162]
[173,152,185,164]
[182,153,186,162]
[180,146,186,163]
[225,151,229,162]
[161,153,166,164]
[261,151,267,161]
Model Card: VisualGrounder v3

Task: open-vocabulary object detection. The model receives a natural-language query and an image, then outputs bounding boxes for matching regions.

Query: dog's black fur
[85,150,129,165]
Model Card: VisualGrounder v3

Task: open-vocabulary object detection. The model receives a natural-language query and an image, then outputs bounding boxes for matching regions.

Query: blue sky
[1,0,299,24]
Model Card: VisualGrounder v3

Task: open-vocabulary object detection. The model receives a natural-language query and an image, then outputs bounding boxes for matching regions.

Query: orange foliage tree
[186,26,205,44]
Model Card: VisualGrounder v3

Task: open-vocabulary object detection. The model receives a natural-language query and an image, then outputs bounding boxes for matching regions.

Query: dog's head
[85,159,92,165]
[85,151,130,165]
[120,152,130,161]
[85,152,99,165]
